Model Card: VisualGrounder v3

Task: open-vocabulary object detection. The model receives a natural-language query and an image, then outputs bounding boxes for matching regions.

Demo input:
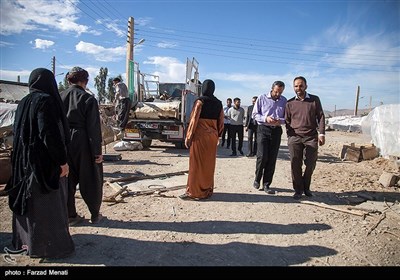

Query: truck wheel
[141,136,152,148]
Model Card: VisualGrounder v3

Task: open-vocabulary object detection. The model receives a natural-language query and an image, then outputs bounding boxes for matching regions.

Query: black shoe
[230,153,237,156]
[69,214,85,226]
[238,150,244,156]
[253,181,260,189]
[221,142,225,147]
[293,193,302,200]
[264,184,275,194]
[90,213,104,224]
[304,190,313,197]
[226,146,230,149]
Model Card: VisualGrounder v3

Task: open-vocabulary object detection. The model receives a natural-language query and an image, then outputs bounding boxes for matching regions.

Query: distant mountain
[325,108,372,118]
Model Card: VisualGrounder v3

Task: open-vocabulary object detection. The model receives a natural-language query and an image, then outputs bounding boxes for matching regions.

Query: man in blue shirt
[252,81,287,193]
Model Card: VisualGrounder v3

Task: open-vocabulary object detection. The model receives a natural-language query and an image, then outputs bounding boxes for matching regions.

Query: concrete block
[379,171,399,188]
[345,148,361,162]
[362,146,379,160]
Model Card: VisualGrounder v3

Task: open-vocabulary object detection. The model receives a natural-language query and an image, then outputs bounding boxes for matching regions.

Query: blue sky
[1,0,399,111]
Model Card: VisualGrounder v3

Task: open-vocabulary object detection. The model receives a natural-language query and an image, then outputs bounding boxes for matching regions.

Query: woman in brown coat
[179,79,224,200]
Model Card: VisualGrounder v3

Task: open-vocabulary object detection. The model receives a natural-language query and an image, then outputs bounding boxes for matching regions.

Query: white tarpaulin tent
[326,115,366,132]
[361,104,400,157]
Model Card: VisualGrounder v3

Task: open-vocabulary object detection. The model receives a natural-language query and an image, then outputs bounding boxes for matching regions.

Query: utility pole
[52,56,56,75]
[354,85,360,116]
[126,17,134,98]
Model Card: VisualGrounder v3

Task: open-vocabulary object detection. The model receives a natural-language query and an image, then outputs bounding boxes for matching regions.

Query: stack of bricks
[340,143,379,162]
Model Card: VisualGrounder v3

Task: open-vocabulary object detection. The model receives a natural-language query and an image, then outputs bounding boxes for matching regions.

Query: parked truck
[122,57,200,148]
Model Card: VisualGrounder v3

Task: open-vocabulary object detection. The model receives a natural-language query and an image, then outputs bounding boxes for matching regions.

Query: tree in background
[107,74,123,103]
[57,75,69,92]
[107,78,114,102]
[94,67,108,103]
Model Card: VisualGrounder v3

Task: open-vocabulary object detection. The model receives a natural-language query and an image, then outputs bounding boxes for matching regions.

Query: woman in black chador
[5,68,75,258]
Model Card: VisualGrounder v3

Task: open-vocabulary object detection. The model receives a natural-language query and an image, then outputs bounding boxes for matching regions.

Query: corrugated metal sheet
[0,80,29,102]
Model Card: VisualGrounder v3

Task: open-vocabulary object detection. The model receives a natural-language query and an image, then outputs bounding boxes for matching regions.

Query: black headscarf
[5,68,70,215]
[197,79,222,120]
[29,68,70,143]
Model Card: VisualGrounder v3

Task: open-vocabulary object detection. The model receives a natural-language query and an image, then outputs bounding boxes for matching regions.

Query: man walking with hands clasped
[285,76,325,200]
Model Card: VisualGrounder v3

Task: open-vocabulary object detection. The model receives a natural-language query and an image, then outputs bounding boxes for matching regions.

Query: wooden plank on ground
[108,170,189,183]
[122,184,186,197]
[300,200,368,217]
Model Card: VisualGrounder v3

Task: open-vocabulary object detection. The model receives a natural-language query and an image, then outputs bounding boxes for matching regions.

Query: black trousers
[230,124,244,153]
[67,128,104,219]
[247,126,257,155]
[255,125,282,186]
[117,98,131,130]
[287,134,318,194]
[221,123,231,146]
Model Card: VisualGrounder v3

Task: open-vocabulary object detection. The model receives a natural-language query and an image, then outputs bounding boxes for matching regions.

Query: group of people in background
[5,67,107,259]
[181,76,325,203]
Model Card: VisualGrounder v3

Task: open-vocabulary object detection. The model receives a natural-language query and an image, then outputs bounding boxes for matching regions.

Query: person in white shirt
[112,77,131,137]
[227,97,245,156]
[221,98,232,148]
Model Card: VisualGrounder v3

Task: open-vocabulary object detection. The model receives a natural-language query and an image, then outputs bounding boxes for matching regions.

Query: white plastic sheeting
[361,104,400,157]
[0,103,17,134]
[113,140,143,151]
[327,115,366,132]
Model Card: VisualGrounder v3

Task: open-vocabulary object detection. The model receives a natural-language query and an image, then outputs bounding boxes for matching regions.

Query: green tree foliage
[94,67,108,103]
[57,75,69,92]
[107,74,123,103]
[107,78,115,102]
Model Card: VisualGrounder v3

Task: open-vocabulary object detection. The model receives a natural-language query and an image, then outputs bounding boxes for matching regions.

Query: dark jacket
[245,104,257,130]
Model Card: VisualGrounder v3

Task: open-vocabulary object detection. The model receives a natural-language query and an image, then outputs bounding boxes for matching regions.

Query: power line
[137,27,399,60]
[141,43,399,73]
[73,3,399,72]
[137,34,396,68]
[90,0,120,19]
[65,0,117,33]
[144,25,400,57]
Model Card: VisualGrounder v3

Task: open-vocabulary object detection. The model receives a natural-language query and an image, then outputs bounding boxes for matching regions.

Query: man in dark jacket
[61,67,104,224]
[245,96,258,157]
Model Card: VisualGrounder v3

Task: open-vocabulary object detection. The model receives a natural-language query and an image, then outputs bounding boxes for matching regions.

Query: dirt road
[1,130,399,268]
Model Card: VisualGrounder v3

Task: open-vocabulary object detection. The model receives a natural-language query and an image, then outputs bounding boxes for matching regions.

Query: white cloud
[32,39,54,49]
[75,41,125,62]
[157,41,178,49]
[143,56,186,83]
[0,41,14,47]
[0,0,91,35]
[136,17,153,27]
[304,22,400,73]
[104,21,125,37]
[0,69,31,82]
